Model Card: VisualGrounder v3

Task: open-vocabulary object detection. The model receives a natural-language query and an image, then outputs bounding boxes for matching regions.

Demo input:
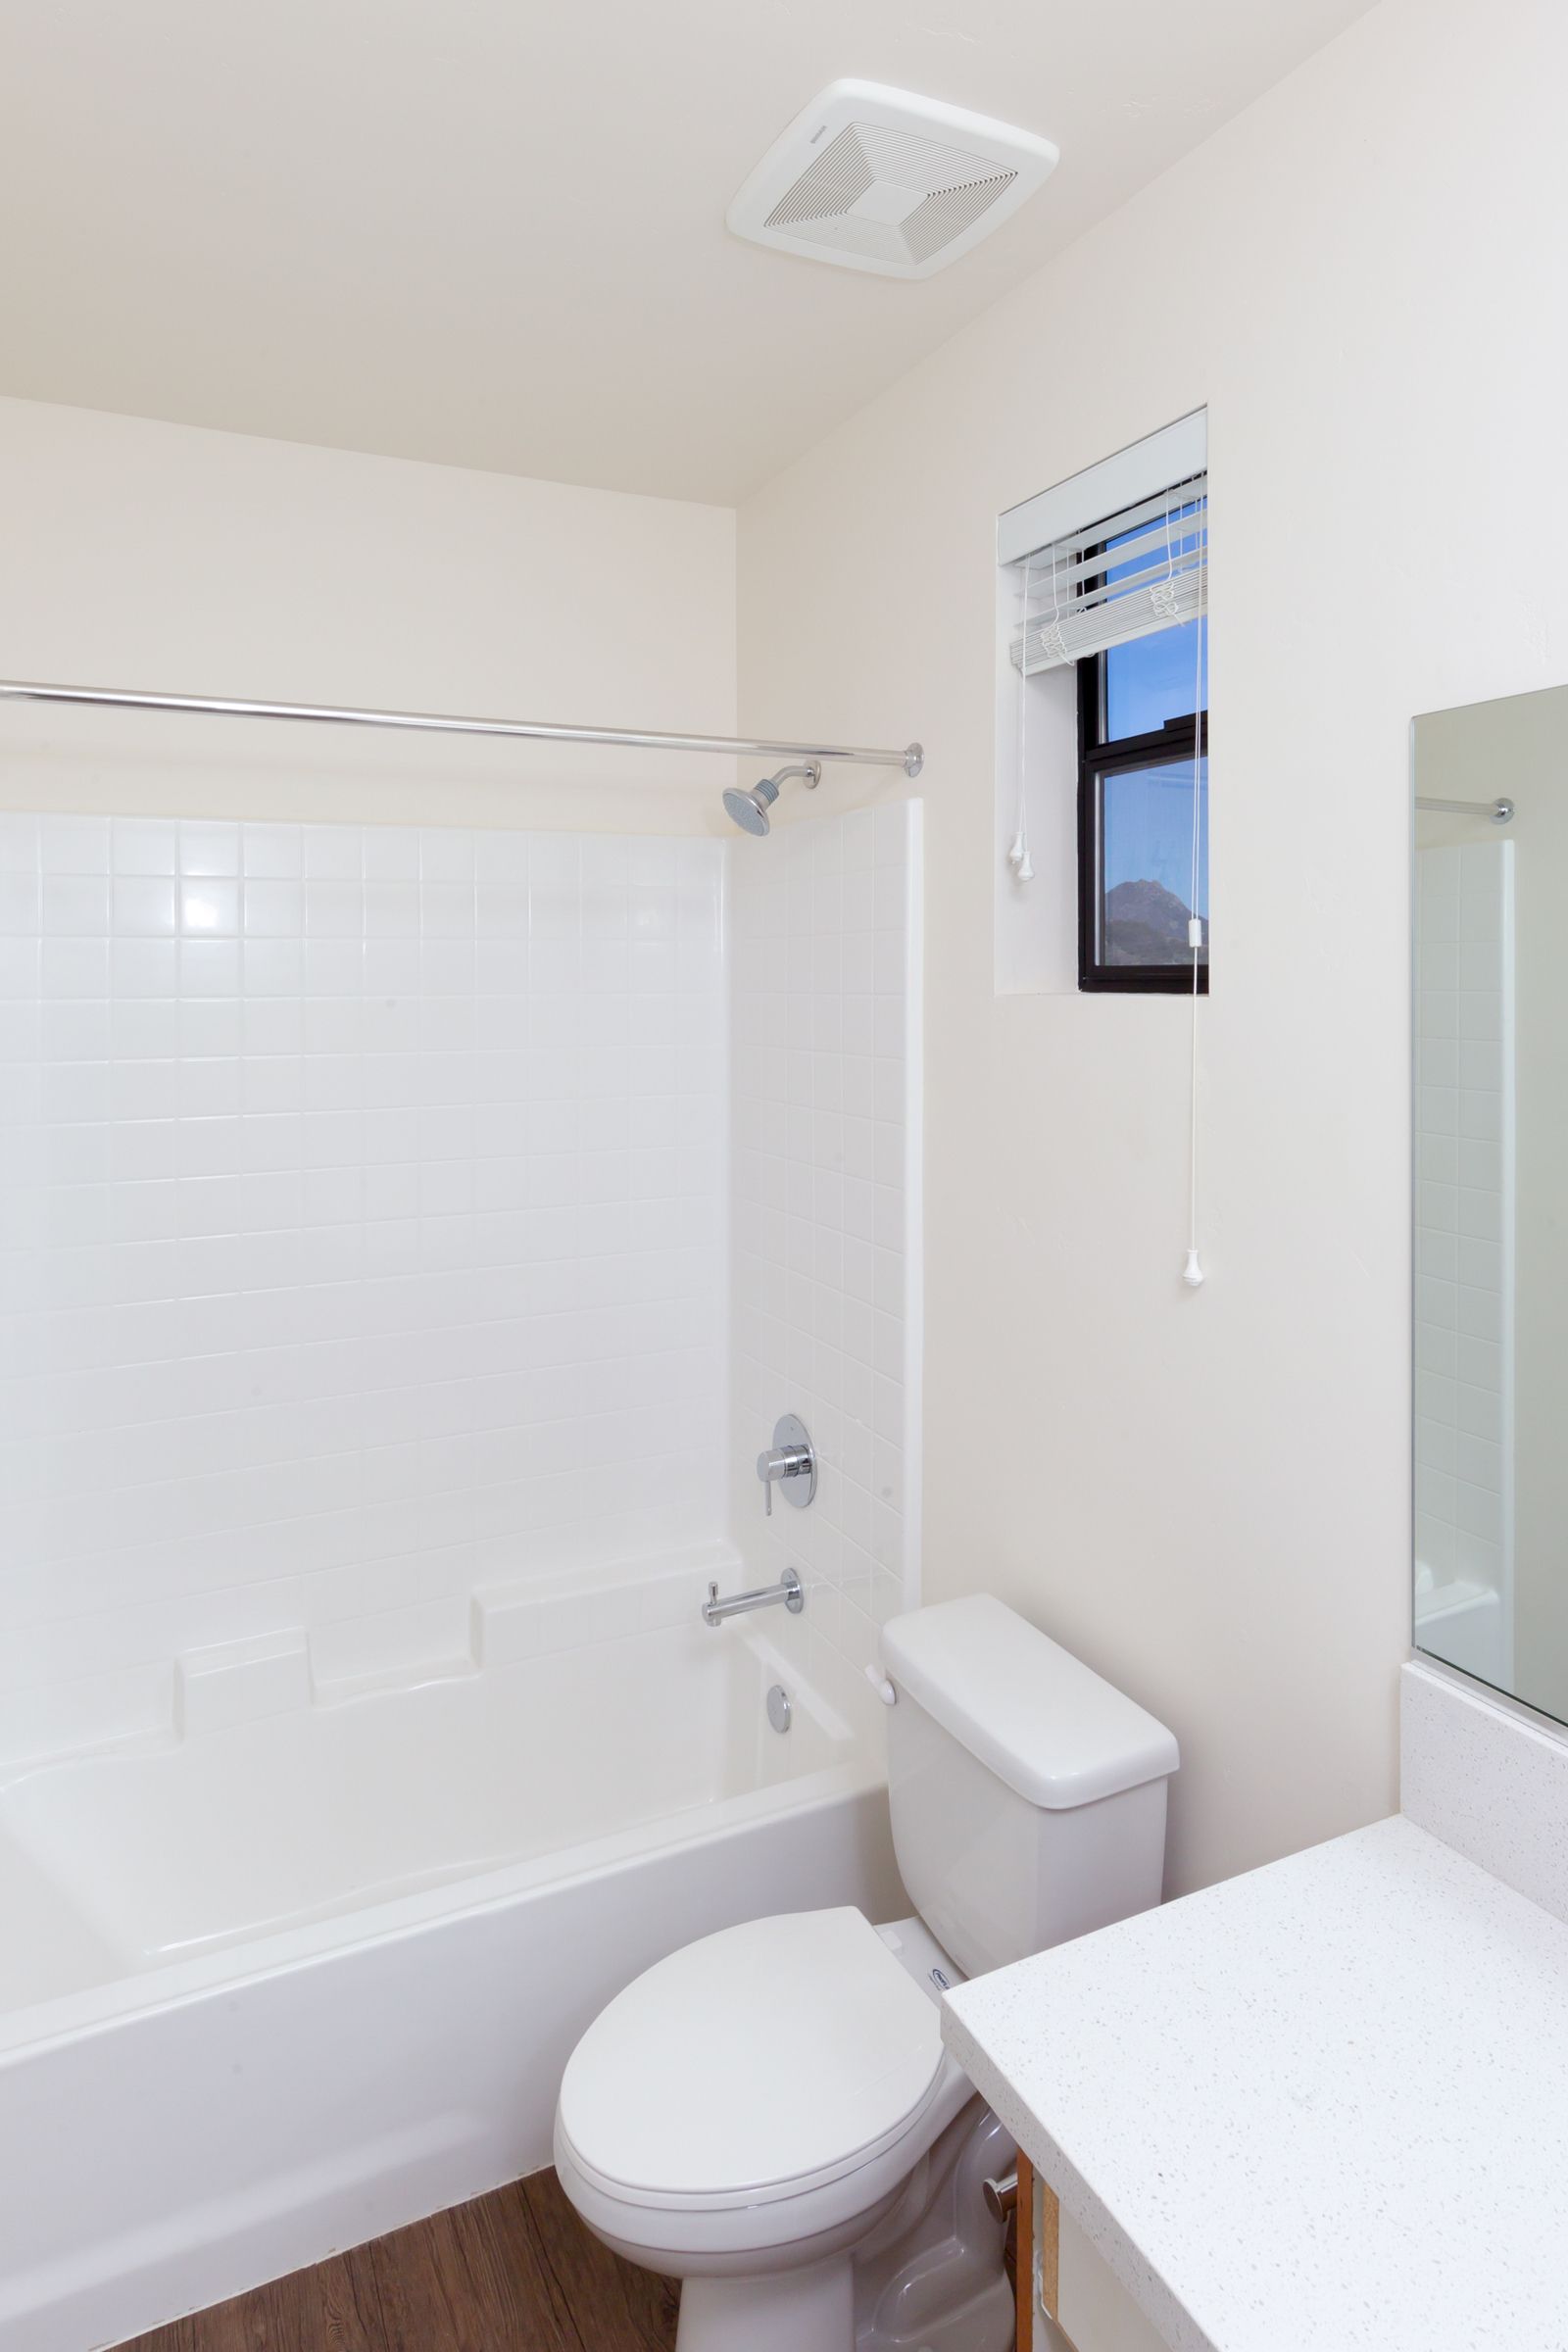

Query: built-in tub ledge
[16,1544,767,1766]
[175,1631,314,1737]
[169,1545,754,1736]
[940,1663,1568,2352]
[469,1543,740,1671]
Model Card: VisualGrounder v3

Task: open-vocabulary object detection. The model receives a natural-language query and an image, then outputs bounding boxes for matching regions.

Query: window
[1000,423,1207,1001]
[1078,612,1207,995]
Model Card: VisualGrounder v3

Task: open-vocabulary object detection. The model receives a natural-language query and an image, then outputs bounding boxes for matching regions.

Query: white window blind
[1008,472,1207,677]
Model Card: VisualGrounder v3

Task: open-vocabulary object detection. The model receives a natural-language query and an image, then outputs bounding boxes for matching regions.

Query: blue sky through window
[1105,614,1206,740]
[1102,759,1208,920]
[1084,498,1207,968]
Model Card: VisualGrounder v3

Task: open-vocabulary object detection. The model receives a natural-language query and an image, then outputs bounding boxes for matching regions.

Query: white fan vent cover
[728,81,1058,280]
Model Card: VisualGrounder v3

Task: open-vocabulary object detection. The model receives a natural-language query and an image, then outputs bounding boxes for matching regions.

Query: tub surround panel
[469,1544,728,1672]
[175,1628,312,1736]
[728,802,920,1699]
[1400,1656,1568,1927]
[161,1544,737,1733]
[0,813,727,1764]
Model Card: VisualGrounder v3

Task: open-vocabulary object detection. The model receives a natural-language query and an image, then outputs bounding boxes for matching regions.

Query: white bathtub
[0,1559,900,2352]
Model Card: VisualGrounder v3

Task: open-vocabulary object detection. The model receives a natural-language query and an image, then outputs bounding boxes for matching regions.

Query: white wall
[0,779,932,1769]
[0,396,736,833]
[736,0,1568,1895]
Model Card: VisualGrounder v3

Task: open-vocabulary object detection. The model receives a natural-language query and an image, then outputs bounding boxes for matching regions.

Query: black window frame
[1075,645,1209,997]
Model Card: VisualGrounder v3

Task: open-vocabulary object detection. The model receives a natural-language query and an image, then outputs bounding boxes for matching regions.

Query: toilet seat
[556,1907,950,2215]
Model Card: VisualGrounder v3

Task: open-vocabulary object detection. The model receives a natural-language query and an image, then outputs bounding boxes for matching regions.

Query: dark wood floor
[121,2171,678,2352]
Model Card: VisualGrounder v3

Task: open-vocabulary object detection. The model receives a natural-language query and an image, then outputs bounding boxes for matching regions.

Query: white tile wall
[0,815,727,1760]
[1414,841,1514,1670]
[728,803,921,1693]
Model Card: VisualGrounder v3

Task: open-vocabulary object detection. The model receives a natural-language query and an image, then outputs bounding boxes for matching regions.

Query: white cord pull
[1182,512,1206,1295]
[1009,558,1037,885]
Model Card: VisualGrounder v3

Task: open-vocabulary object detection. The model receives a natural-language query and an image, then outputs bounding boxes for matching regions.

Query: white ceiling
[0,0,1377,506]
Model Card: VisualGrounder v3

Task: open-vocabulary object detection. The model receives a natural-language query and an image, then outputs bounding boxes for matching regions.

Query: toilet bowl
[556,1595,1181,2351]
[554,1907,1007,2352]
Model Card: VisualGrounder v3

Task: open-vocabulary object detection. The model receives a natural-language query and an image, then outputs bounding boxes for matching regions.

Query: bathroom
[1,1,1565,2346]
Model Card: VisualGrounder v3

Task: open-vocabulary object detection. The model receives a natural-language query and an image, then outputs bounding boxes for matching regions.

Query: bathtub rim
[0,1751,885,2067]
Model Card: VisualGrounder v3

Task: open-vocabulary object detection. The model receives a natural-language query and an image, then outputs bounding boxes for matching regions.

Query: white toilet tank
[879,1596,1180,1979]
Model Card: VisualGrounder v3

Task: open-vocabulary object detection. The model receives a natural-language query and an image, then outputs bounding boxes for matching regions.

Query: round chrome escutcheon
[766,1683,792,1734]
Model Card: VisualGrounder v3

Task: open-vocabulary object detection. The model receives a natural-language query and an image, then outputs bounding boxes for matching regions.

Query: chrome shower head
[721,760,821,836]
[722,776,779,836]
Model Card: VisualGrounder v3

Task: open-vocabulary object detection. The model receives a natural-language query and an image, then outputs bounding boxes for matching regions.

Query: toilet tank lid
[880,1596,1179,1809]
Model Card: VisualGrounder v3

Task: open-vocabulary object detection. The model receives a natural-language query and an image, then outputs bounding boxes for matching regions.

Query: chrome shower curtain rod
[0,677,924,777]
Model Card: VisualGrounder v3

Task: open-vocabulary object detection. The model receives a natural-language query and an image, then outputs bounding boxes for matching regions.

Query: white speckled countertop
[943,1813,1568,2352]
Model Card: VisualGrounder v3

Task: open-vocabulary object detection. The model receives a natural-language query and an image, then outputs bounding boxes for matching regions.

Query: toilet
[554,1594,1179,2352]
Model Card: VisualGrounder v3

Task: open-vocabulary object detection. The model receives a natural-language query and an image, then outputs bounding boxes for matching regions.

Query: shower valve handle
[756,1414,816,1517]
[757,1444,811,1516]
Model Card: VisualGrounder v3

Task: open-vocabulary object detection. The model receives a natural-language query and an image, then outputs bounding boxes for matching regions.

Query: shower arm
[0,677,924,777]
[1415,795,1514,823]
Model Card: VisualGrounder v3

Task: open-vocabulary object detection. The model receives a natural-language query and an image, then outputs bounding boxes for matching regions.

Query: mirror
[1413,683,1568,1723]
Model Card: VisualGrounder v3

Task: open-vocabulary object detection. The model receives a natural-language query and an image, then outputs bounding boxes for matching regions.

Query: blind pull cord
[1008,553,1037,881]
[1182,528,1207,1292]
